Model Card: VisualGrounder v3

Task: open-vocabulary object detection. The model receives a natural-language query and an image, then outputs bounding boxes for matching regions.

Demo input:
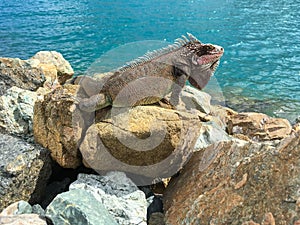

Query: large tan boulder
[80,106,202,184]
[164,131,300,224]
[31,51,74,85]
[0,51,73,97]
[33,84,86,168]
[228,112,292,141]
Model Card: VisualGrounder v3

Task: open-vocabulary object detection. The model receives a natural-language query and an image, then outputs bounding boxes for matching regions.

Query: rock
[69,171,147,225]
[147,195,163,222]
[0,201,32,216]
[0,58,45,95]
[181,86,212,114]
[0,134,52,211]
[228,112,292,141]
[293,121,300,133]
[210,104,238,130]
[194,121,231,150]
[45,189,118,225]
[164,131,300,224]
[0,86,37,136]
[0,201,45,219]
[0,214,47,225]
[31,205,45,218]
[80,106,202,184]
[33,84,87,168]
[148,212,165,225]
[31,51,74,85]
[40,178,71,209]
[0,201,45,218]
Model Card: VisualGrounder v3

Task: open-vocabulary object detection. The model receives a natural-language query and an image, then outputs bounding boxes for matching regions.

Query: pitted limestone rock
[33,84,86,168]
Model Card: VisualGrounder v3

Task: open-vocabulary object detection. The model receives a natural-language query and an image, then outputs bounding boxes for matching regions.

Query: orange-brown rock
[80,106,202,184]
[228,112,292,141]
[164,131,300,225]
[293,122,300,133]
[33,84,88,168]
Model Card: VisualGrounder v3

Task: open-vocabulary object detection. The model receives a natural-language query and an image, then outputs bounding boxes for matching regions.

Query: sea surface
[1,0,299,121]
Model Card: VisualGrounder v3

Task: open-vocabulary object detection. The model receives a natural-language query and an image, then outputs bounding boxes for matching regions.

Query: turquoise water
[0,0,299,121]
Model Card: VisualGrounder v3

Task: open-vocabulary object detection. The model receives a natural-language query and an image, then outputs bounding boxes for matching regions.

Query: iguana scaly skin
[76,33,224,112]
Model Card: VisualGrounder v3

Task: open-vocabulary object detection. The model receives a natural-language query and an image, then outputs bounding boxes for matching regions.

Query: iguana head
[182,35,224,90]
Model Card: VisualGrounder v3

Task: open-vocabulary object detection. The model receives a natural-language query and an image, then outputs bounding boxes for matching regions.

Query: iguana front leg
[169,72,189,107]
[78,93,111,112]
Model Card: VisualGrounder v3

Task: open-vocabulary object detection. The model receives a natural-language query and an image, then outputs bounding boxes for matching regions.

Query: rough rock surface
[180,86,212,114]
[0,58,45,95]
[148,212,165,225]
[31,51,74,85]
[0,201,32,216]
[33,84,86,168]
[80,105,202,183]
[45,189,118,225]
[0,86,37,136]
[228,112,292,141]
[0,214,47,225]
[69,171,147,225]
[0,201,45,218]
[164,131,300,225]
[0,134,52,211]
[194,121,231,150]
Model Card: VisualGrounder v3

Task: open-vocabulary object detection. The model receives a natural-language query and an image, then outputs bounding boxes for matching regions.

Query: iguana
[74,33,224,112]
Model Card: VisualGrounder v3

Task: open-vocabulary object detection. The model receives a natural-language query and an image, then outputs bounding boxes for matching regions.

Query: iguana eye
[206,45,215,51]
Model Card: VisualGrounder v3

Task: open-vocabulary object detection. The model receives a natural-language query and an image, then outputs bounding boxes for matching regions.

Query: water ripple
[0,0,299,121]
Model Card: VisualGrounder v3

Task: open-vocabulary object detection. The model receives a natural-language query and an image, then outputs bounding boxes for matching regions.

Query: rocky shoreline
[0,52,299,225]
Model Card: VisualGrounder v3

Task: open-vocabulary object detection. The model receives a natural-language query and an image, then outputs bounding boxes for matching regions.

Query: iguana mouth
[210,59,220,71]
[196,50,223,66]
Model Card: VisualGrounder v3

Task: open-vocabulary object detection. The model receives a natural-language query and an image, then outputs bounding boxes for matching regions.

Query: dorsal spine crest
[118,33,200,72]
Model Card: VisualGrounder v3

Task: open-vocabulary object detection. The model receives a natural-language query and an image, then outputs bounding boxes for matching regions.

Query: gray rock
[41,177,71,209]
[0,201,45,218]
[147,195,163,221]
[69,172,147,225]
[181,86,212,114]
[0,86,37,136]
[32,205,45,218]
[45,189,118,225]
[0,134,52,211]
[194,121,232,150]
[0,201,32,216]
[0,58,45,95]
